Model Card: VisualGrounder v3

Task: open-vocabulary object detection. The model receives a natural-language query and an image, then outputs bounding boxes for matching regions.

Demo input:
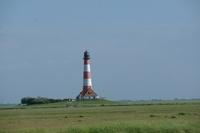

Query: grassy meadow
[0,100,200,133]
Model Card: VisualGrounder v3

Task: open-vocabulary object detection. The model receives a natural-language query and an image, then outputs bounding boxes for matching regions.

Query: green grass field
[0,100,200,133]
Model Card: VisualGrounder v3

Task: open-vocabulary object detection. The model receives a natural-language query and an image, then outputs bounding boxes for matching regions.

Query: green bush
[20,97,72,105]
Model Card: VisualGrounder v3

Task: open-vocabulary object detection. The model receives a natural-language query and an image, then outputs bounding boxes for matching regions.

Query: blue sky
[0,0,200,103]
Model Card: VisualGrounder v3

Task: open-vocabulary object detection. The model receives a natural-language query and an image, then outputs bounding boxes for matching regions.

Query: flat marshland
[0,100,200,133]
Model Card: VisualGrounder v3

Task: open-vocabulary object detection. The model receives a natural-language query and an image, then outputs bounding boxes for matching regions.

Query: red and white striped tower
[76,51,99,100]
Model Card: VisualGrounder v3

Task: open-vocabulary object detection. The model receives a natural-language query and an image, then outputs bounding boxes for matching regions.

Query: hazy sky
[0,0,200,103]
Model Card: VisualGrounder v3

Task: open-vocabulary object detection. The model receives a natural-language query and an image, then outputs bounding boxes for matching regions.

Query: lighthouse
[76,51,99,100]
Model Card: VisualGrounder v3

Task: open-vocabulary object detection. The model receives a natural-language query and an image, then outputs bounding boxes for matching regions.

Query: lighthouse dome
[84,50,90,59]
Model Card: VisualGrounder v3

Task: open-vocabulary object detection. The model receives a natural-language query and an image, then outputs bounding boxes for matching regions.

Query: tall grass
[0,123,197,133]
[65,122,198,133]
[0,101,199,133]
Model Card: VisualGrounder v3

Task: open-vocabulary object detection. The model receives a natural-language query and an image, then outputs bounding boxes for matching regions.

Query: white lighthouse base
[76,95,100,100]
